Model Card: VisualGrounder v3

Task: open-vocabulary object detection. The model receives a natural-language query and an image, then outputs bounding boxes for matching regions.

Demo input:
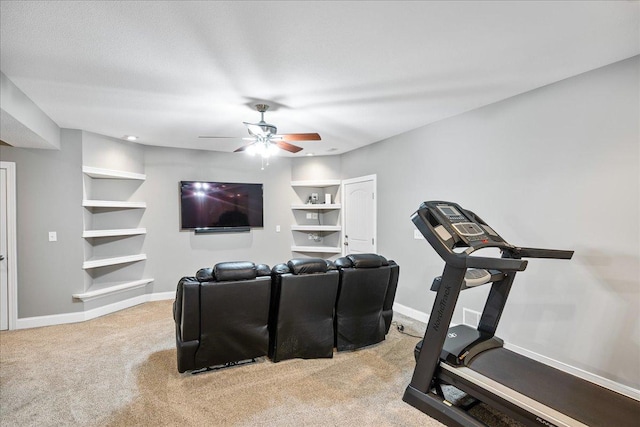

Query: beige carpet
[0,300,514,426]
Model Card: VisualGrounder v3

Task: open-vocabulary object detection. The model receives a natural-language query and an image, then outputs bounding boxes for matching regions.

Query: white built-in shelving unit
[78,166,153,301]
[290,179,343,256]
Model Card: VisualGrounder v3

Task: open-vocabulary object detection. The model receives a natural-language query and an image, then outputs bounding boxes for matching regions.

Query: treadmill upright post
[408,263,466,392]
[478,270,517,336]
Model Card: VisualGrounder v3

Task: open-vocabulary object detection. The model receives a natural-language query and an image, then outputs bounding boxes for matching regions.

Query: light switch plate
[49,231,57,242]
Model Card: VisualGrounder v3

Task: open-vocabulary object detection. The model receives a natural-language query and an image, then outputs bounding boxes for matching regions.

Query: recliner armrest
[176,277,200,342]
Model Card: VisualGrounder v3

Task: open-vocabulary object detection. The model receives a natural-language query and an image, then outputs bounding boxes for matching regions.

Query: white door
[1,167,8,330]
[342,175,376,255]
[0,161,16,331]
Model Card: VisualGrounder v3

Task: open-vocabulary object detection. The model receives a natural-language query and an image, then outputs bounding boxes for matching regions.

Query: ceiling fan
[199,104,321,157]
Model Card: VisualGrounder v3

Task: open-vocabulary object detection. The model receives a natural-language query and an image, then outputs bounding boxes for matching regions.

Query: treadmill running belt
[468,348,640,427]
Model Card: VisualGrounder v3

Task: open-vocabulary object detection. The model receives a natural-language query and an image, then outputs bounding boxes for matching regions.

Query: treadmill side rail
[403,385,487,427]
[439,363,589,427]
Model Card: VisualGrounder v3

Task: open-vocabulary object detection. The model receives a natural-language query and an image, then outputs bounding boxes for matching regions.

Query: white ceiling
[1,1,638,155]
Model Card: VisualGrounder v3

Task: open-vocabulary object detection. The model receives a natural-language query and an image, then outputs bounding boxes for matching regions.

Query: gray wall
[141,146,295,292]
[0,129,84,317]
[340,57,639,388]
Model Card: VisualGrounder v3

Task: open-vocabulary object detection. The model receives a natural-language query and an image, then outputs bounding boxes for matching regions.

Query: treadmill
[403,201,639,427]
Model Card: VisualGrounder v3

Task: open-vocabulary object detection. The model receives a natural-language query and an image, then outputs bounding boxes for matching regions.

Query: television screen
[180,181,264,229]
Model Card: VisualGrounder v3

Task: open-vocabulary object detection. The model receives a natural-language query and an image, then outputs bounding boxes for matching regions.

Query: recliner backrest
[174,261,271,373]
[334,253,392,351]
[269,258,339,362]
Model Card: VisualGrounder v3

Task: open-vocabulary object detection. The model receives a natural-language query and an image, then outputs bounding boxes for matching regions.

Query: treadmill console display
[436,205,465,221]
[424,201,505,248]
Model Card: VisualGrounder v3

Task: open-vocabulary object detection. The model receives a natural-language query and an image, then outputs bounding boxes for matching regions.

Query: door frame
[0,161,17,330]
[341,174,377,256]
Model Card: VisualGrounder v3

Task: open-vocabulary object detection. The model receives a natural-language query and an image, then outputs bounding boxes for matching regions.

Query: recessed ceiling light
[327,148,337,152]
[124,135,138,141]
[306,153,314,156]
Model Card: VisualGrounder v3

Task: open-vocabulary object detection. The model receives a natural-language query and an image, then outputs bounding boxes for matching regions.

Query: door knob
[0,255,4,261]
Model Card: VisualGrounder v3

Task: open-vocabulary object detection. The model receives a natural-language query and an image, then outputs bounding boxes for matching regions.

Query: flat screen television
[180,181,264,231]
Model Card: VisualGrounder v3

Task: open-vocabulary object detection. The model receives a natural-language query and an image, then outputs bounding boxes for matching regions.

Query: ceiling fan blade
[276,141,303,153]
[278,133,321,142]
[234,145,251,152]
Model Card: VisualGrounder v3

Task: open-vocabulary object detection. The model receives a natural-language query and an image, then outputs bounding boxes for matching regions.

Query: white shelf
[291,245,342,254]
[83,228,147,238]
[82,166,146,180]
[82,254,147,269]
[291,180,341,188]
[291,225,342,232]
[72,278,154,302]
[83,200,147,209]
[291,204,341,210]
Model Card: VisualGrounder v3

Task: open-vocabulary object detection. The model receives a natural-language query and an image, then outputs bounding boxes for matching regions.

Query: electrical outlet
[414,230,423,240]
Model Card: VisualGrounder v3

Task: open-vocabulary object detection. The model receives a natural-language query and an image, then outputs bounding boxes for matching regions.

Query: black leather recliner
[173,261,271,373]
[269,258,340,362]
[334,253,399,351]
[383,259,400,334]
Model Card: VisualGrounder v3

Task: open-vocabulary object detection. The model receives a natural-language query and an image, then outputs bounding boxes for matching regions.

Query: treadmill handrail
[465,256,528,271]
[511,247,574,260]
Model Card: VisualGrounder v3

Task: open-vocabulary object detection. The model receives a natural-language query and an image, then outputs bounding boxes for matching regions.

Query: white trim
[82,253,146,269]
[395,304,640,401]
[291,204,341,210]
[82,200,146,209]
[148,291,175,301]
[291,225,342,231]
[82,166,146,180]
[291,245,342,253]
[341,174,377,256]
[291,179,341,187]
[82,228,147,238]
[15,291,175,330]
[72,278,154,301]
[0,161,17,330]
[393,302,430,324]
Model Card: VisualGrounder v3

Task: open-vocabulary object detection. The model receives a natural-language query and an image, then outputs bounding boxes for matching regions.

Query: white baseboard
[15,292,175,330]
[393,302,430,324]
[393,303,640,401]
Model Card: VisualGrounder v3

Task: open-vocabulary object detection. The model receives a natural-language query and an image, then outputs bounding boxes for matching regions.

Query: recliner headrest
[334,257,352,269]
[325,260,337,271]
[346,253,389,268]
[256,263,271,277]
[287,258,328,275]
[271,263,291,275]
[214,261,257,281]
[195,267,214,282]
